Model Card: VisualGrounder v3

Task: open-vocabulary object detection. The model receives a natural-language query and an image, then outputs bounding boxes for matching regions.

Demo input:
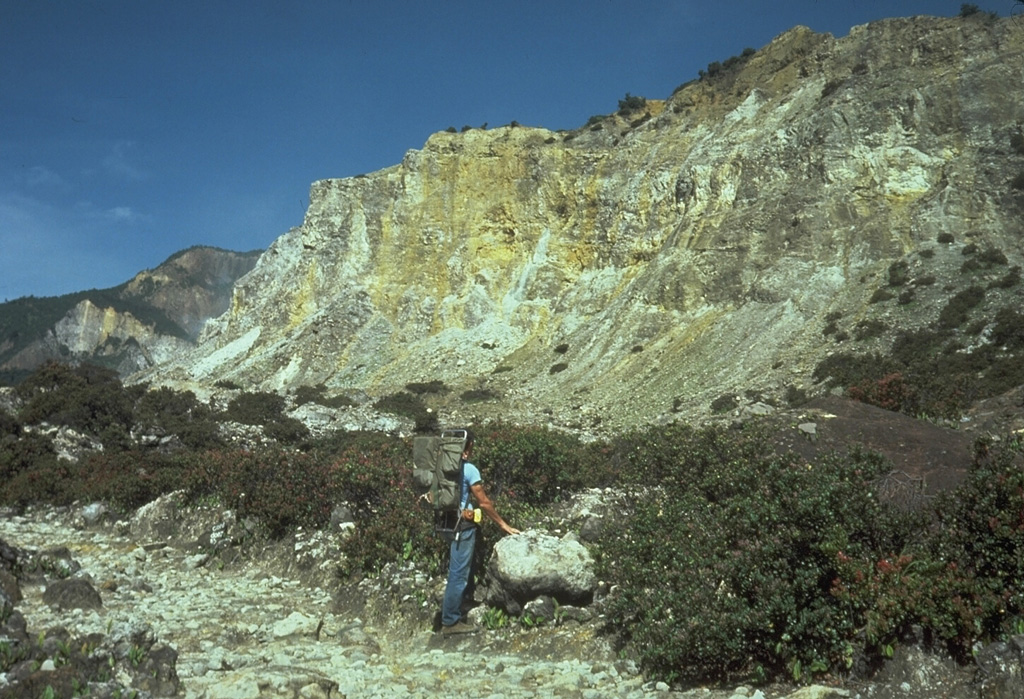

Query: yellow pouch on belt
[473,509,482,523]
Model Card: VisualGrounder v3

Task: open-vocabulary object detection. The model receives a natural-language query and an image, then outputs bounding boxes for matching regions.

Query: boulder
[975,636,1024,699]
[78,501,109,527]
[42,578,103,611]
[484,531,596,609]
[130,490,187,540]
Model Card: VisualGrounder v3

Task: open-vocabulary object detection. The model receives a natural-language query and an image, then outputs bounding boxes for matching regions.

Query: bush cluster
[16,362,139,449]
[293,384,357,409]
[373,391,438,433]
[600,425,915,683]
[599,425,1024,685]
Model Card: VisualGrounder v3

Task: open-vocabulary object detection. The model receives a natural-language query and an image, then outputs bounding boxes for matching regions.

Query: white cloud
[107,206,138,222]
[102,140,148,181]
[26,166,64,187]
[0,191,155,299]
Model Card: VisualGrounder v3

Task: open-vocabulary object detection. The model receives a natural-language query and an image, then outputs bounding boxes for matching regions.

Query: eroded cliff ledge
[138,16,1024,432]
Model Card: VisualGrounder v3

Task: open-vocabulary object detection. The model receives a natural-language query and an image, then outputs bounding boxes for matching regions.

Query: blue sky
[0,1,1004,301]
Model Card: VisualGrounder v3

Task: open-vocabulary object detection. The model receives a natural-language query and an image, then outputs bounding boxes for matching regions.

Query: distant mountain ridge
[0,246,261,383]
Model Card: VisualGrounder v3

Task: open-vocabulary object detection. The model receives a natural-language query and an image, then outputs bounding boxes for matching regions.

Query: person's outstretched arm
[470,482,520,535]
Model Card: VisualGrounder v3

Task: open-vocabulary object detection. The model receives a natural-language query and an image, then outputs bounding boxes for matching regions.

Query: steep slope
[138,16,1024,432]
[0,247,261,381]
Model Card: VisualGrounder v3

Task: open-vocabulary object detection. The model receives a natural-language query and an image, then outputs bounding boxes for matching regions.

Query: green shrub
[554,343,570,354]
[214,379,242,390]
[617,93,647,114]
[0,431,56,494]
[988,266,1021,290]
[549,362,568,374]
[326,433,441,575]
[3,457,77,510]
[599,425,914,684]
[405,380,447,395]
[0,411,19,438]
[785,384,808,406]
[1011,131,1024,155]
[869,288,894,304]
[889,328,948,367]
[938,285,985,328]
[887,260,910,287]
[460,388,499,403]
[373,392,437,432]
[854,320,887,341]
[263,417,310,444]
[293,384,326,405]
[848,373,918,414]
[937,233,955,244]
[991,306,1024,349]
[294,384,358,413]
[224,391,286,425]
[473,422,595,505]
[830,550,989,660]
[221,390,308,443]
[710,393,738,413]
[958,3,999,20]
[78,450,185,513]
[181,447,334,537]
[821,79,843,99]
[134,386,222,450]
[1013,172,1024,191]
[927,437,1024,642]
[17,362,137,447]
[962,246,1008,273]
[812,352,897,391]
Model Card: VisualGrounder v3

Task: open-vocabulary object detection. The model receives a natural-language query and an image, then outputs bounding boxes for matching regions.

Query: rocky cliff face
[139,16,1024,432]
[0,247,260,378]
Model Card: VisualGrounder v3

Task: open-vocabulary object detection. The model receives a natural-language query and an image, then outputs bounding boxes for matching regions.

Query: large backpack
[412,429,469,539]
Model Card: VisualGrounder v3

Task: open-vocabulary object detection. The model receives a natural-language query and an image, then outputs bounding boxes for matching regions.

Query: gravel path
[2,508,691,699]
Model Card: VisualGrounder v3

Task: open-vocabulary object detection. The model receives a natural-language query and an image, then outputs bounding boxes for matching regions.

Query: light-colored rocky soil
[3,505,991,699]
[0,508,729,698]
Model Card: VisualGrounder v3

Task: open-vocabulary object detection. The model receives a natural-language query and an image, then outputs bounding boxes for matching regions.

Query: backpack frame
[412,429,470,540]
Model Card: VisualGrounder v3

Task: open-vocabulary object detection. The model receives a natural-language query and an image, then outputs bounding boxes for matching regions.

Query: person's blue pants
[441,526,476,626]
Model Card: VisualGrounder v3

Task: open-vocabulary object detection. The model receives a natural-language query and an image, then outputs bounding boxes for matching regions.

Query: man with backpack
[440,429,520,636]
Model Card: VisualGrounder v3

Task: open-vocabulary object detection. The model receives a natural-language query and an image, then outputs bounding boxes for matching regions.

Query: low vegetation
[1,362,1023,689]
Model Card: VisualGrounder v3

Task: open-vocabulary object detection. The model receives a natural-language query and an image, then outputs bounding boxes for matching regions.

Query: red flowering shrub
[79,450,185,512]
[830,552,993,658]
[847,372,918,414]
[182,448,334,536]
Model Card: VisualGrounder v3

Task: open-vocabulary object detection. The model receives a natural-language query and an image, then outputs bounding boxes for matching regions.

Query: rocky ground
[3,498,1017,699]
[3,392,1024,699]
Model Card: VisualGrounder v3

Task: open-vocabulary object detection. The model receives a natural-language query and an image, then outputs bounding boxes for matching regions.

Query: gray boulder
[484,531,596,610]
[42,578,103,611]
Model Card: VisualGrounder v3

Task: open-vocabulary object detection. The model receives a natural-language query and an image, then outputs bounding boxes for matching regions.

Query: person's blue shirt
[461,461,481,510]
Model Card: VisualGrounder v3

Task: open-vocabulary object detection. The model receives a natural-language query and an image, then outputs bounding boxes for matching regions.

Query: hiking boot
[441,621,478,636]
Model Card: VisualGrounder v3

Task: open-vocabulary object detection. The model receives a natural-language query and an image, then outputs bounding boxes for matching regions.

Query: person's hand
[504,525,521,535]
